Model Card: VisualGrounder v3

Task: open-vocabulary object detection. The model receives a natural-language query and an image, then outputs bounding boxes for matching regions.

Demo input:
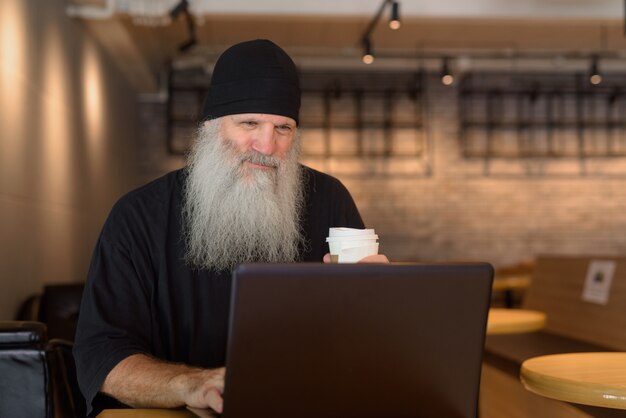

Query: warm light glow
[42,22,72,201]
[389,20,401,30]
[83,39,104,151]
[82,38,107,182]
[362,54,374,64]
[441,74,454,86]
[0,0,26,87]
[590,74,602,85]
[0,0,28,169]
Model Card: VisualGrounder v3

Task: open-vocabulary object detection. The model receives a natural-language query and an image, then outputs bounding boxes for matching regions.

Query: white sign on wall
[581,260,616,305]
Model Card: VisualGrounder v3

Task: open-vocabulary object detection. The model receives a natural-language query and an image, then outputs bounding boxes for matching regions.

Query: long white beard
[182,120,304,271]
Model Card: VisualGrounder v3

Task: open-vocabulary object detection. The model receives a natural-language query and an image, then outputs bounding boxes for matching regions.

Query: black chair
[0,321,85,418]
[15,283,84,342]
[38,284,84,342]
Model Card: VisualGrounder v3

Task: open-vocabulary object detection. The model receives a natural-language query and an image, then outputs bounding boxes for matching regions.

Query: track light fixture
[169,0,188,19]
[362,38,374,64]
[359,0,402,64]
[169,0,197,52]
[389,2,401,30]
[589,55,602,85]
[440,57,454,86]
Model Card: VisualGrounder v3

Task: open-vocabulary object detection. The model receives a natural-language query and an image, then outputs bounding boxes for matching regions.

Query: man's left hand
[358,254,389,263]
[323,253,389,263]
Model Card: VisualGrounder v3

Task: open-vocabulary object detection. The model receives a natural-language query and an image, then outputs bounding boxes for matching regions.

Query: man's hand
[358,254,390,263]
[172,367,225,412]
[102,354,225,413]
[323,253,390,263]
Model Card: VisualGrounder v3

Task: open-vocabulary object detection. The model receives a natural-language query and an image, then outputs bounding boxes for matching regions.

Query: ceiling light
[589,55,602,85]
[441,57,454,86]
[362,38,374,64]
[389,2,401,30]
[357,0,401,64]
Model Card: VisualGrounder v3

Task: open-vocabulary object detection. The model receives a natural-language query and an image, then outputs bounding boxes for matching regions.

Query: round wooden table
[98,409,196,418]
[486,308,546,335]
[520,352,626,410]
[492,275,531,291]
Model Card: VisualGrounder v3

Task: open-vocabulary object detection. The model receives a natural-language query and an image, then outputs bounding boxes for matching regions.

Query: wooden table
[520,352,626,410]
[486,308,546,335]
[98,409,197,418]
[492,275,531,308]
[492,275,531,292]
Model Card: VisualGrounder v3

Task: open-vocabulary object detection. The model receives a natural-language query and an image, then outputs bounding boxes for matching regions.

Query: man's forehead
[228,113,297,126]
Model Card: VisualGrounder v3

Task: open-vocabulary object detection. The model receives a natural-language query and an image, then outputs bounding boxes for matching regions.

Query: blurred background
[1,0,626,319]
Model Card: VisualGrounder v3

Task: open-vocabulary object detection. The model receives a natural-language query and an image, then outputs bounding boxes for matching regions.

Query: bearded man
[74,39,383,417]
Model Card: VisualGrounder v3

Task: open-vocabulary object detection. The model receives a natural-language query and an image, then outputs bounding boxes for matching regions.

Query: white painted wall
[0,0,142,319]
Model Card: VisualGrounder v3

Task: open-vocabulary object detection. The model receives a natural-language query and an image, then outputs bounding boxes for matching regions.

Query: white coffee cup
[326,228,379,263]
[328,227,377,238]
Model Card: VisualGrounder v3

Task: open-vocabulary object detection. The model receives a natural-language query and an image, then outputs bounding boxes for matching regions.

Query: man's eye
[241,121,257,127]
[276,125,293,133]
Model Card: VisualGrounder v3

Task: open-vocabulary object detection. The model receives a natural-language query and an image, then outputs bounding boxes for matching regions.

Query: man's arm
[101,354,225,413]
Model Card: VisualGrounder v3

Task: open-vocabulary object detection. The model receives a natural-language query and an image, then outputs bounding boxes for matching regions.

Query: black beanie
[201,39,301,125]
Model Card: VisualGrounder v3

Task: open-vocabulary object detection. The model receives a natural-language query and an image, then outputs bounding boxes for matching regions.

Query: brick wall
[138,74,626,268]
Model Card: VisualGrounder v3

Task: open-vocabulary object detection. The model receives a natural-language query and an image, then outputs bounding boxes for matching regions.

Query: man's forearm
[101,354,225,411]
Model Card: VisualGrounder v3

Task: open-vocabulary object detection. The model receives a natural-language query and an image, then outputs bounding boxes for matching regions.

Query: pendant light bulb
[389,2,401,30]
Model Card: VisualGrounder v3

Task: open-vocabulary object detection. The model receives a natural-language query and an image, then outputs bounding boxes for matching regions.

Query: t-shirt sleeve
[73,218,153,415]
[302,167,366,260]
[339,191,364,229]
[328,177,365,230]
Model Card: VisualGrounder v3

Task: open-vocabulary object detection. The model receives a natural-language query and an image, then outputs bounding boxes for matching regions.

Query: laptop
[190,262,493,418]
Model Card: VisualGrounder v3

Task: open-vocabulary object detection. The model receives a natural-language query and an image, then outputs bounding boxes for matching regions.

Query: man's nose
[251,125,277,156]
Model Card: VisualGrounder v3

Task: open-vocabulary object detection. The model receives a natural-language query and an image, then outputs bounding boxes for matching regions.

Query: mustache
[240,152,281,169]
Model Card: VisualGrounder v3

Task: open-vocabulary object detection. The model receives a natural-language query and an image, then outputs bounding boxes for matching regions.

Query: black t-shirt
[74,165,364,415]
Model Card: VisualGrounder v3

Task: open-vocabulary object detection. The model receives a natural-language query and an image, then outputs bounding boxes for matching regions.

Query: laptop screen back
[222,263,493,418]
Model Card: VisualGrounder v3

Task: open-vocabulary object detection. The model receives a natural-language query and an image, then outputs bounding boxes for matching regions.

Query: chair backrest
[39,284,84,341]
[523,255,626,350]
[0,321,51,418]
[47,339,86,418]
[0,321,84,418]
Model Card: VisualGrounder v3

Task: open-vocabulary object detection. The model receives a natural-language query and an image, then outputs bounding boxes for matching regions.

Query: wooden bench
[481,255,626,418]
